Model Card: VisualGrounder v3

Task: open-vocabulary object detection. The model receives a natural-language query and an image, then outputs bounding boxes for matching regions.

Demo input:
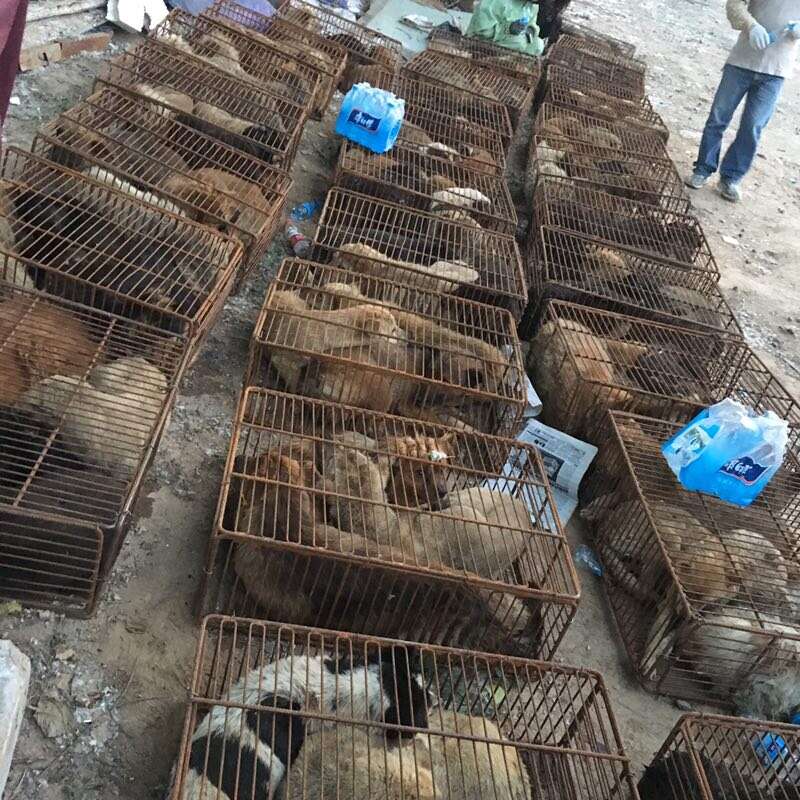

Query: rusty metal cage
[170,616,639,800]
[530,177,719,277]
[335,139,518,235]
[201,387,581,659]
[33,86,290,281]
[544,78,669,142]
[550,34,647,73]
[526,228,741,337]
[1,147,243,340]
[535,103,670,160]
[346,66,514,147]
[398,106,508,176]
[582,412,800,706]
[557,23,637,58]
[0,286,187,616]
[640,713,800,800]
[403,51,537,127]
[526,134,688,214]
[546,46,646,96]
[101,39,306,168]
[208,0,348,112]
[427,27,543,84]
[526,300,797,443]
[315,189,526,317]
[547,63,652,107]
[247,258,526,436]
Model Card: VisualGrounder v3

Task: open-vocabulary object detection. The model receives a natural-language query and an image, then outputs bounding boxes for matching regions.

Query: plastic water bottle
[285,223,310,258]
[753,714,800,766]
[574,545,603,577]
[289,200,321,221]
[335,83,405,154]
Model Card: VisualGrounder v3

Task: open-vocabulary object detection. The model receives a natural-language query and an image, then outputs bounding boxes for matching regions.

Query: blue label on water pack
[719,456,769,485]
[347,109,381,132]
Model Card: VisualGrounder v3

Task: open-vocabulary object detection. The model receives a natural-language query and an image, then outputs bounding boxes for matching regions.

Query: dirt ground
[1,0,799,797]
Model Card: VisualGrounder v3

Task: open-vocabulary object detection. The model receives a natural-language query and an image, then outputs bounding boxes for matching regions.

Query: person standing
[685,0,799,202]
[0,0,28,132]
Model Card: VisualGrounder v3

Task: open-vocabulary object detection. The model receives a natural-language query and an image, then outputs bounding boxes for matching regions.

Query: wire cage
[33,87,290,281]
[640,713,800,800]
[546,47,646,96]
[535,103,670,161]
[550,34,647,73]
[170,615,640,800]
[557,22,637,58]
[526,299,787,443]
[427,27,543,85]
[346,65,514,147]
[403,51,537,127]
[398,105,508,177]
[201,386,581,659]
[207,0,348,113]
[1,147,243,340]
[0,285,187,616]
[101,39,306,168]
[314,189,526,317]
[581,412,800,706]
[525,228,741,338]
[543,78,669,142]
[530,177,719,277]
[526,134,688,215]
[247,258,526,436]
[335,139,518,235]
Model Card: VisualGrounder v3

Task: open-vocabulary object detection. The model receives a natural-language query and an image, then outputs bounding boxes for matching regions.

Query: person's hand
[749,22,771,50]
[785,21,800,40]
[509,18,527,35]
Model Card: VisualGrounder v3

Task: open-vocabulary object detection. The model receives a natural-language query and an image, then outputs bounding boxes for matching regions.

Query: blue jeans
[694,64,784,183]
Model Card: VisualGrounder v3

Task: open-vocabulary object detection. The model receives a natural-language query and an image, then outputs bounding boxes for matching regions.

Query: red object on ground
[0,0,28,128]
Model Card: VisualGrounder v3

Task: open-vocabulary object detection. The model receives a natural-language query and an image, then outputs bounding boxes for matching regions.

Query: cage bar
[526,300,790,442]
[247,258,526,436]
[2,147,242,339]
[526,228,741,337]
[427,27,543,84]
[403,50,536,127]
[34,86,290,280]
[640,713,800,800]
[557,22,637,57]
[530,176,719,277]
[0,286,187,615]
[551,34,647,73]
[200,387,580,659]
[171,616,638,800]
[346,65,514,147]
[101,39,306,167]
[335,139,517,235]
[207,0,348,112]
[582,412,800,706]
[546,46,646,95]
[315,189,526,317]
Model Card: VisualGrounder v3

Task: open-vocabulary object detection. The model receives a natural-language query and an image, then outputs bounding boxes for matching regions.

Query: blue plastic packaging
[752,713,800,766]
[574,544,603,577]
[661,399,789,507]
[335,83,405,153]
[289,200,321,221]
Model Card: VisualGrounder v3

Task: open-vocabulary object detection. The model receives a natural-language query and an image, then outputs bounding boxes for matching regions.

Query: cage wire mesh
[201,387,581,659]
[525,227,741,338]
[556,23,637,58]
[426,27,543,84]
[544,70,668,141]
[580,412,800,707]
[526,133,688,215]
[550,34,647,73]
[207,0,348,112]
[546,46,646,96]
[526,299,782,443]
[33,87,290,280]
[535,103,671,161]
[530,177,719,276]
[398,105,508,176]
[314,189,526,317]
[335,139,518,235]
[247,258,526,436]
[403,51,536,127]
[101,40,306,168]
[639,713,800,800]
[1,147,243,340]
[0,285,187,615]
[171,615,639,800]
[345,65,514,147]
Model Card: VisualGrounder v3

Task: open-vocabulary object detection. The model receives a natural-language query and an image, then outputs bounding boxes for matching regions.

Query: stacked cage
[0,0,331,613]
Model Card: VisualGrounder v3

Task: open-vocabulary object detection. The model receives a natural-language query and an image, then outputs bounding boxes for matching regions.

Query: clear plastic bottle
[285,223,310,258]
[574,545,603,577]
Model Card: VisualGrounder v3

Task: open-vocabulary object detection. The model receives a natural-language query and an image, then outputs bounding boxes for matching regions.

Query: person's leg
[719,71,784,184]
[692,64,752,178]
[0,0,29,130]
